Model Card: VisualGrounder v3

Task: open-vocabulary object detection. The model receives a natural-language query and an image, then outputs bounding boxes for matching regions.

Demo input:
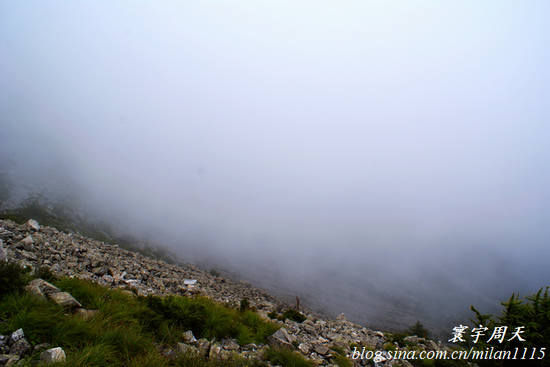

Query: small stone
[313,344,330,356]
[208,343,222,360]
[182,330,197,344]
[9,329,24,344]
[26,219,40,231]
[197,338,210,357]
[298,342,311,354]
[40,347,66,364]
[222,339,239,351]
[19,235,34,250]
[176,343,199,355]
[267,327,295,348]
[9,338,31,356]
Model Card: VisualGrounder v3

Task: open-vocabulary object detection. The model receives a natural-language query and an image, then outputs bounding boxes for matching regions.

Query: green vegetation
[464,287,550,367]
[330,345,352,367]
[240,298,250,312]
[408,320,430,338]
[0,261,32,299]
[0,262,280,367]
[263,347,314,367]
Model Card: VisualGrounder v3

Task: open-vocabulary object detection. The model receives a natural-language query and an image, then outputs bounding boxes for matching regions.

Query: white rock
[27,219,40,231]
[40,347,66,364]
[183,330,197,344]
[10,328,24,344]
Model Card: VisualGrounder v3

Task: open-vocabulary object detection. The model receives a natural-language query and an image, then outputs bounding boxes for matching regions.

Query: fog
[1,1,549,332]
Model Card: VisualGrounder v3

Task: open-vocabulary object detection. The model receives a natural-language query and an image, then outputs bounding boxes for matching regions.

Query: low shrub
[0,261,31,299]
[264,347,314,367]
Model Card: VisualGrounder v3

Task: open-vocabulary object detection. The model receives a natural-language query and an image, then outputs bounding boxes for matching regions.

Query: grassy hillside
[0,262,313,367]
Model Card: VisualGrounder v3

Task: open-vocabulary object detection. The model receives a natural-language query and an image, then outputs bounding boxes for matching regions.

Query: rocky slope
[0,218,462,367]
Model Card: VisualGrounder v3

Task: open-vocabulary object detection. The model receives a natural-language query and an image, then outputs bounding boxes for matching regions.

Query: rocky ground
[0,218,465,366]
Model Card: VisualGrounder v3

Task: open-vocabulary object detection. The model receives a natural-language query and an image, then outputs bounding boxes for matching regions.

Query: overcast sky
[1,1,549,329]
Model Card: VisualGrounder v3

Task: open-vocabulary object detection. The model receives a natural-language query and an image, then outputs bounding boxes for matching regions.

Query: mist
[1,1,549,332]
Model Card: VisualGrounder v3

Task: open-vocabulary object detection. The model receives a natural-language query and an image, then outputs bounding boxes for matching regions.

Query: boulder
[40,347,66,364]
[19,235,34,250]
[313,344,330,356]
[298,342,311,354]
[267,327,295,348]
[25,279,57,299]
[49,291,82,308]
[9,338,31,356]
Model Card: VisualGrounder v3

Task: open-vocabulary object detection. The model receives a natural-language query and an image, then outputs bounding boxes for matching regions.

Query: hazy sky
[1,1,549,329]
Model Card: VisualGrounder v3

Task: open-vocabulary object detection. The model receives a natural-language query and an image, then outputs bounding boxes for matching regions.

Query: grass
[330,346,352,367]
[264,347,314,367]
[0,262,281,367]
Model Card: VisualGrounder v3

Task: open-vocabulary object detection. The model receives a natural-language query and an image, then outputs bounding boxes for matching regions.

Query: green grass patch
[0,263,281,366]
[264,347,314,367]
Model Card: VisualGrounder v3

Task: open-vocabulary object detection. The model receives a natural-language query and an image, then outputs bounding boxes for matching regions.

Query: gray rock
[298,342,311,354]
[9,329,24,344]
[208,343,222,360]
[222,339,239,351]
[0,354,19,366]
[25,279,54,299]
[40,347,66,364]
[26,219,40,231]
[0,240,6,262]
[197,338,210,357]
[403,336,424,344]
[425,340,439,350]
[182,330,197,344]
[9,338,31,356]
[19,235,34,250]
[268,327,295,348]
[313,344,330,356]
[176,343,199,356]
[49,291,82,308]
